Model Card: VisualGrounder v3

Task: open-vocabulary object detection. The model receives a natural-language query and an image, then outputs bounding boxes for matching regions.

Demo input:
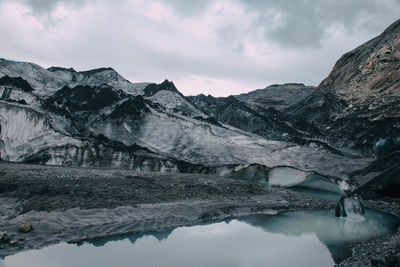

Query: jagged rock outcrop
[285,19,400,156]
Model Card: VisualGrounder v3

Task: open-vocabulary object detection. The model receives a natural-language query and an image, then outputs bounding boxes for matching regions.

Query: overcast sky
[0,0,399,96]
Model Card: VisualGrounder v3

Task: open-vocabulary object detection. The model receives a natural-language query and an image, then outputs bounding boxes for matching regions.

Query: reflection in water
[1,209,399,267]
[242,209,399,262]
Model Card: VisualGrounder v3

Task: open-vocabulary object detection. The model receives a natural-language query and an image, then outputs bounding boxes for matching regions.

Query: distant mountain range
[1,19,399,182]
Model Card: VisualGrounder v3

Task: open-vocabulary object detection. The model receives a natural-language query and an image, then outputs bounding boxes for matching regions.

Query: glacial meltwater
[1,209,399,267]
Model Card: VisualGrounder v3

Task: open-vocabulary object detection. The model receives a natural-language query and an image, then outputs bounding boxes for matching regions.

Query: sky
[0,0,399,96]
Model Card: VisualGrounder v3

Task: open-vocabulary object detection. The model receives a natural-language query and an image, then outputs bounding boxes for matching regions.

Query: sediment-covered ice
[0,101,80,162]
[228,165,348,194]
[0,87,40,106]
[147,90,206,117]
[0,59,368,179]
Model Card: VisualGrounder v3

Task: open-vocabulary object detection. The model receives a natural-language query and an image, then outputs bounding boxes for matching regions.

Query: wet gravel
[2,161,399,266]
[337,198,400,266]
[0,161,330,258]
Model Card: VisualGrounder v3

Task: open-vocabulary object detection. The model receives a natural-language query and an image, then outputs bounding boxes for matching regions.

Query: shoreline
[0,161,399,266]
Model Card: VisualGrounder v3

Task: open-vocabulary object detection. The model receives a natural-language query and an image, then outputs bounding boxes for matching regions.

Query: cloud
[0,0,399,96]
[7,0,86,14]
[234,0,400,48]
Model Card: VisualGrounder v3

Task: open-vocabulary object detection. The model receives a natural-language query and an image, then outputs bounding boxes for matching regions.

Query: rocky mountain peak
[47,66,77,73]
[143,79,181,97]
[318,19,400,101]
[286,19,400,155]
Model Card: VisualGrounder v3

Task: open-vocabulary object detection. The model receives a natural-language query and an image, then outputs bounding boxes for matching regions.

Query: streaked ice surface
[1,209,399,267]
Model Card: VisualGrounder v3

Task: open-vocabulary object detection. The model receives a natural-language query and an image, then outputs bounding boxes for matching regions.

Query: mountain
[187,94,301,141]
[187,88,344,155]
[0,59,149,97]
[235,83,315,111]
[0,59,364,181]
[285,19,400,156]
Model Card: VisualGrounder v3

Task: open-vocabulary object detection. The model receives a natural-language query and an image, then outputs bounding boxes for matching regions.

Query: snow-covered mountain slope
[144,80,207,118]
[0,58,367,180]
[0,59,149,97]
[90,100,365,179]
[0,76,40,106]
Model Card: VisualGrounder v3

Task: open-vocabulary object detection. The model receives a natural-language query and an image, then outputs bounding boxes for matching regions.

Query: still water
[1,209,399,267]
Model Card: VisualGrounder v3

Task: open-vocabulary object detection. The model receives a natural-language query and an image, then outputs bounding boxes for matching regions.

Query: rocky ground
[0,161,331,259]
[0,161,399,266]
[338,199,400,267]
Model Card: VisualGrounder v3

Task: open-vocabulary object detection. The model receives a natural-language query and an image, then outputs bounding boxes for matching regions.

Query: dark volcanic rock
[108,95,150,120]
[187,93,302,142]
[353,145,400,199]
[45,84,121,115]
[143,79,181,97]
[0,75,34,92]
[187,93,346,155]
[285,19,400,156]
[0,232,11,243]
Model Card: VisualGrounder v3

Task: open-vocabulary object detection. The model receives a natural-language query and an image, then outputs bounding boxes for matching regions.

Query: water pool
[1,209,398,267]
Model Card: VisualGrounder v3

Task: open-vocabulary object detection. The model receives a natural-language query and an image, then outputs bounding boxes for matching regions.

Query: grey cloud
[166,0,212,16]
[1,0,399,96]
[0,0,87,14]
[236,0,400,48]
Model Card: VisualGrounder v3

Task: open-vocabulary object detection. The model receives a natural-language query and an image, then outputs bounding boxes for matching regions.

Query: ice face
[225,164,269,184]
[228,166,347,195]
[0,101,186,172]
[0,101,81,162]
[0,87,40,106]
[268,166,311,187]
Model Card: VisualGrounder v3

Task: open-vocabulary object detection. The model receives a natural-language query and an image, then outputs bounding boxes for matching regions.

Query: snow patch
[147,90,206,117]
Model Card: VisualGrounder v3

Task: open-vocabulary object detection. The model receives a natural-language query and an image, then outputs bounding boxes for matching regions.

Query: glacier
[0,58,368,183]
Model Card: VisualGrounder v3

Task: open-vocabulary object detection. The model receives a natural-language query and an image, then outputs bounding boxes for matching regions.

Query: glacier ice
[0,87,40,106]
[335,196,365,221]
[147,90,206,117]
[0,58,369,182]
[228,165,348,194]
[268,167,311,187]
[225,164,269,184]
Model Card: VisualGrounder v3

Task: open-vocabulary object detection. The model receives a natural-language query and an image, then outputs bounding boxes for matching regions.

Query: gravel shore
[1,161,399,266]
[0,161,330,258]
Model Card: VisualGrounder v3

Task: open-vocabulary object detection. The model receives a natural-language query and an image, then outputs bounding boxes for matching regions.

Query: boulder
[18,222,34,233]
